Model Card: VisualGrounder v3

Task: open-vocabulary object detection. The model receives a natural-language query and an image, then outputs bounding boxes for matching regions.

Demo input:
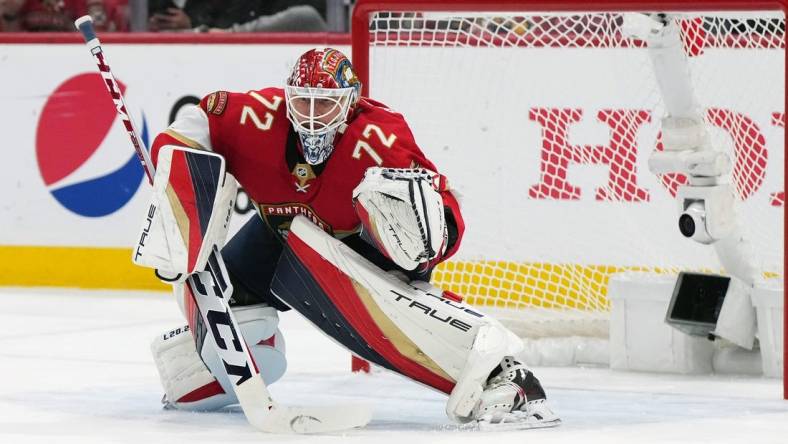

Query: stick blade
[255,404,372,434]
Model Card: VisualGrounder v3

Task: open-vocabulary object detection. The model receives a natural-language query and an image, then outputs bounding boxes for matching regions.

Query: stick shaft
[71,18,370,433]
[72,13,275,429]
[74,15,155,184]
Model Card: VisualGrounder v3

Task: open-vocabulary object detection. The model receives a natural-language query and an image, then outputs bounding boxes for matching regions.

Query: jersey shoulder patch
[205,91,229,116]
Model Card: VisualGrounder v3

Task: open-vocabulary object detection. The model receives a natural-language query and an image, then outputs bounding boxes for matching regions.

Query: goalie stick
[73,15,371,434]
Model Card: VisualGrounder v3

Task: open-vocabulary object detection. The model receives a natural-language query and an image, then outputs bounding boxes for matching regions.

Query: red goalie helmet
[285,48,362,164]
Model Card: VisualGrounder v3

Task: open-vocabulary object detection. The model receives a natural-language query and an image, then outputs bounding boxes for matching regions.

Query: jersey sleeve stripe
[166,105,213,151]
[164,129,207,151]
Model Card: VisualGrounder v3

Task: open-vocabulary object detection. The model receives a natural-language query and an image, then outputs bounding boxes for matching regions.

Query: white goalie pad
[150,304,287,412]
[132,146,237,277]
[352,167,448,271]
[280,215,524,423]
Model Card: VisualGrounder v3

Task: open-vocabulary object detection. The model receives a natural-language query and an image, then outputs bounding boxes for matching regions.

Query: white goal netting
[361,7,784,343]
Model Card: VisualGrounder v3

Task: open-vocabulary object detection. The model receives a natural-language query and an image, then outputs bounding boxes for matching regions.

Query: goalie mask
[285,48,361,165]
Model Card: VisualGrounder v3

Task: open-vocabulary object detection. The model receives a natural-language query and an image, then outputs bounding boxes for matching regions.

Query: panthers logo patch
[206,91,228,116]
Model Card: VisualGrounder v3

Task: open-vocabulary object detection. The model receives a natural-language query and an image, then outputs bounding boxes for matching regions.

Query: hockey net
[351,1,785,369]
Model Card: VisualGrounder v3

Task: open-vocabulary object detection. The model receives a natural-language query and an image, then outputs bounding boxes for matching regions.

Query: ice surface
[0,288,786,443]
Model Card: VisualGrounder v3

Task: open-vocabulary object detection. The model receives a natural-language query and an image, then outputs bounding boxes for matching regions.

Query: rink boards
[0,37,783,304]
[0,39,337,289]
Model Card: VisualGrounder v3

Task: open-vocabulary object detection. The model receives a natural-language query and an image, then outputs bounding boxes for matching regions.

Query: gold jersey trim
[164,129,206,150]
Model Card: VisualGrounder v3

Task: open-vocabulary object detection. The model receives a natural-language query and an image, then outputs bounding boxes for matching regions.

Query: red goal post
[351,0,787,398]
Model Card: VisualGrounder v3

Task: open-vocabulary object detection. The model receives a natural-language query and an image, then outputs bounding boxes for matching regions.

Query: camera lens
[678,213,695,237]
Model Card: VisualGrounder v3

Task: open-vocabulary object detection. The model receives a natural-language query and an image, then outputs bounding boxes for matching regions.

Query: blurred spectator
[148,0,261,31]
[148,0,327,32]
[81,0,128,32]
[0,0,26,31]
[18,0,78,31]
[0,0,126,32]
[216,5,326,33]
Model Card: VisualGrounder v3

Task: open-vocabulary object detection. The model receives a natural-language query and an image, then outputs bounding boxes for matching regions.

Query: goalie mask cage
[351,0,786,396]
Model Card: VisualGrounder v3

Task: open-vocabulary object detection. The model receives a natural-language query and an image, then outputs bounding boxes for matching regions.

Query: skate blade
[477,417,562,432]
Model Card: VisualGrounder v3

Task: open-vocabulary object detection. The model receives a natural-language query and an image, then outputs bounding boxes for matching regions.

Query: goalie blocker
[271,216,560,427]
[132,145,236,279]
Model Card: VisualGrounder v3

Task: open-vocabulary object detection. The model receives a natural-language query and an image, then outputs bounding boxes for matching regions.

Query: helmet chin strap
[298,128,338,165]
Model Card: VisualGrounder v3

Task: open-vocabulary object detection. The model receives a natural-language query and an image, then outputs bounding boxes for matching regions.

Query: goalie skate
[474,399,561,431]
[472,358,561,431]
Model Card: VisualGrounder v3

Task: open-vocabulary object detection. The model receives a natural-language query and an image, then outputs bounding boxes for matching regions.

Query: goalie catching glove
[353,167,448,272]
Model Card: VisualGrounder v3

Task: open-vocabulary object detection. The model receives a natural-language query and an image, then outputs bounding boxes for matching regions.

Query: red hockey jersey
[151,87,464,259]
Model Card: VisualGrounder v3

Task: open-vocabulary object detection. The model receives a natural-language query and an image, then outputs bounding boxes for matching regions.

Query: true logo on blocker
[36,73,149,217]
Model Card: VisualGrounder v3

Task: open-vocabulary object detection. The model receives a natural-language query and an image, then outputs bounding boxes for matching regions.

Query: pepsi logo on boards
[36,73,149,217]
